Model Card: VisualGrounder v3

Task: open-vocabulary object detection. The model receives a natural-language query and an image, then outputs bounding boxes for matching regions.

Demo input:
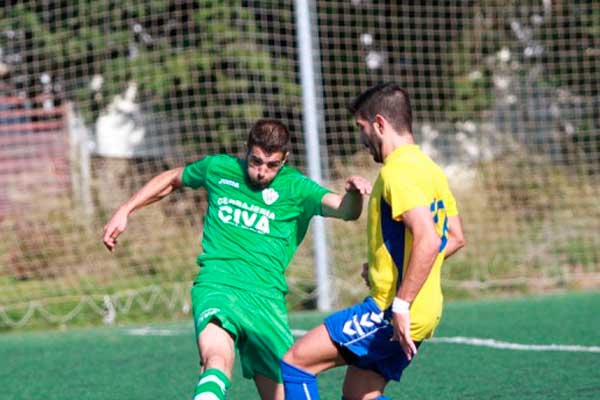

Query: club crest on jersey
[262,188,279,205]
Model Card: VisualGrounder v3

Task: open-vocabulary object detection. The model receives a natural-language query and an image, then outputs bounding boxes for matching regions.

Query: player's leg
[340,336,422,400]
[254,373,284,400]
[198,321,235,374]
[281,323,347,400]
[282,297,394,400]
[193,321,235,400]
[341,365,387,400]
[235,290,294,400]
[191,283,241,400]
[283,323,346,373]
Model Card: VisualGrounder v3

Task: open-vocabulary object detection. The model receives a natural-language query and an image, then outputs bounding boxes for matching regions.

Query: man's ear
[282,151,289,164]
[373,114,386,136]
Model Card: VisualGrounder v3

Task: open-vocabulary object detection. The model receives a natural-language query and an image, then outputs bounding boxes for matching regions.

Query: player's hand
[361,262,370,288]
[391,310,418,360]
[103,207,129,252]
[345,176,372,195]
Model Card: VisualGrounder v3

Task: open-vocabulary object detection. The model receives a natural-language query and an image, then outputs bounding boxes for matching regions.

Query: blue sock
[280,359,319,400]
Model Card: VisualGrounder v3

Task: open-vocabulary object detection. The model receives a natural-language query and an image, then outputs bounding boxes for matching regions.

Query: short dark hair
[348,82,413,134]
[247,119,290,154]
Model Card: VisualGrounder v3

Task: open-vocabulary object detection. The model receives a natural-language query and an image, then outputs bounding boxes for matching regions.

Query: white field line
[293,329,600,353]
[126,327,600,353]
[429,336,600,353]
[127,327,185,336]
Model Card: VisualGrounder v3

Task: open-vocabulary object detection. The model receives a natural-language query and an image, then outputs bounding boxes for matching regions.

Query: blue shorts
[324,297,417,382]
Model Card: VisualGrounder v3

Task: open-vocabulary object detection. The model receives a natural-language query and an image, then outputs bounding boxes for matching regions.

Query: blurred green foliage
[1,1,597,155]
[0,0,299,153]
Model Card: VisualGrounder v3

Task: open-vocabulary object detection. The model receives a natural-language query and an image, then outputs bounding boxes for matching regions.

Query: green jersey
[182,154,330,298]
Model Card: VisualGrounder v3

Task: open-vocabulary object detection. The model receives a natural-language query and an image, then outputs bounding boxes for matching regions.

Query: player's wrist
[344,183,358,193]
[392,297,410,314]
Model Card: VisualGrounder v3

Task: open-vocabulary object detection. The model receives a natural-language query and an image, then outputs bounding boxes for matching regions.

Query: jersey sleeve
[440,176,459,216]
[292,174,331,246]
[181,156,213,189]
[297,174,331,217]
[382,169,428,220]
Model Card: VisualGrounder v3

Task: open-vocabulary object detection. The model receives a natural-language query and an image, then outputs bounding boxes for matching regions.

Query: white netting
[1,1,598,327]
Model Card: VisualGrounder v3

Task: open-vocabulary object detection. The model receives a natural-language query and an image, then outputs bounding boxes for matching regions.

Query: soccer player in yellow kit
[281,83,466,400]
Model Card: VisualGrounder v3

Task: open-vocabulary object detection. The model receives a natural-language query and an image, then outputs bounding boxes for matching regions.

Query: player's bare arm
[103,167,184,252]
[321,176,371,220]
[444,215,466,259]
[396,206,441,301]
[391,205,441,360]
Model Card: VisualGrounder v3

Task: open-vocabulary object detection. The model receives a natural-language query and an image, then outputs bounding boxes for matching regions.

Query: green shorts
[191,282,293,382]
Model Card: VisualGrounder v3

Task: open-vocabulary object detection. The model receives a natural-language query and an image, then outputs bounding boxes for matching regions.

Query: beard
[367,142,383,163]
[251,180,268,190]
[373,150,383,163]
[247,174,271,190]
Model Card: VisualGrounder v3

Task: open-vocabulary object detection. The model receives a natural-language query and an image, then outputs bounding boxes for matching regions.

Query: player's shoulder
[380,160,411,182]
[421,154,448,181]
[277,165,309,181]
[274,166,320,195]
[186,153,222,163]
[186,154,244,179]
[204,153,238,164]
[383,148,443,178]
[192,154,242,169]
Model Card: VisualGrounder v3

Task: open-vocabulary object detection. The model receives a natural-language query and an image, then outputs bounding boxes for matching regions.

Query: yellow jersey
[367,144,458,341]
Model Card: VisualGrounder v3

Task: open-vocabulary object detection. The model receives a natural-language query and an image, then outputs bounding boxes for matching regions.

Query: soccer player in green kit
[102,119,371,400]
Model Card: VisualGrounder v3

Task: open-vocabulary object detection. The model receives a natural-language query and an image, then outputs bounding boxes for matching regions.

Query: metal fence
[0,0,598,327]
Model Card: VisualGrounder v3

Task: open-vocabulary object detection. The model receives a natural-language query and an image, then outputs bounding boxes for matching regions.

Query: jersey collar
[383,144,420,165]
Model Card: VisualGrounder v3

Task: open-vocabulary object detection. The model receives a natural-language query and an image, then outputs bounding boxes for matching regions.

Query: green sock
[193,368,231,400]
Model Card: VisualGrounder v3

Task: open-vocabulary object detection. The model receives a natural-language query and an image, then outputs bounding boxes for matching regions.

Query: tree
[0,0,300,153]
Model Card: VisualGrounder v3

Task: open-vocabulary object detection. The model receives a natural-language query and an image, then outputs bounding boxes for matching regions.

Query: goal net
[1,1,598,327]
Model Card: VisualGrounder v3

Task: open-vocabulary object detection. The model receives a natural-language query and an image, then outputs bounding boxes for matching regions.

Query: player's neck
[382,132,414,159]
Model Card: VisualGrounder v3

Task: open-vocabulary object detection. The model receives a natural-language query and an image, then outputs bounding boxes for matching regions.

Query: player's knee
[341,396,390,400]
[202,354,232,374]
[282,344,302,365]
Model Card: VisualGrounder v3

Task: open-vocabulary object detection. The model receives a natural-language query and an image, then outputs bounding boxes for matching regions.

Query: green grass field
[1,291,599,399]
